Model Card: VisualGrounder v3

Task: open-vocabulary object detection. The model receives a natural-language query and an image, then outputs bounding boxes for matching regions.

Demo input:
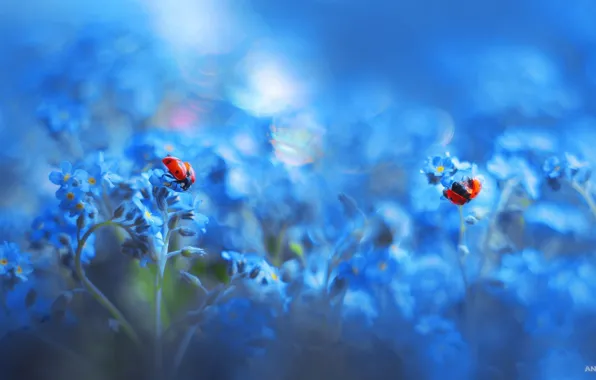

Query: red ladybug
[443,177,482,206]
[162,155,196,191]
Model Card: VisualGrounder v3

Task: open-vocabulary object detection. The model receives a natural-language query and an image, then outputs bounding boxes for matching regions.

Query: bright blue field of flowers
[1,1,596,379]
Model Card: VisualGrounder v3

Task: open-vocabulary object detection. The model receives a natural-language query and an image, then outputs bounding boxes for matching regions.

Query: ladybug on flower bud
[162,155,196,191]
[443,177,482,206]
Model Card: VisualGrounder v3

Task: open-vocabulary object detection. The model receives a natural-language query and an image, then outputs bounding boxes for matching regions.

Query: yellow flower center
[63,174,71,182]
[271,272,279,281]
[66,192,75,201]
[0,259,7,266]
[378,262,388,271]
[165,144,174,152]
[88,177,97,185]
[144,210,152,219]
[16,266,23,274]
[59,111,70,120]
[76,202,85,210]
[436,166,445,173]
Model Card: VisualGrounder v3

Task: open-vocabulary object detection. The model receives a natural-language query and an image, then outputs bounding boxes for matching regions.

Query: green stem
[571,181,596,219]
[75,221,141,346]
[457,205,468,291]
[458,205,466,245]
[155,211,174,373]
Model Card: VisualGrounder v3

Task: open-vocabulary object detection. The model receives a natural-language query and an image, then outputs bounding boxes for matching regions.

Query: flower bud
[179,210,195,220]
[177,227,196,237]
[58,233,71,246]
[76,214,86,230]
[180,246,206,257]
[465,215,478,225]
[113,204,126,219]
[249,267,260,279]
[168,214,179,230]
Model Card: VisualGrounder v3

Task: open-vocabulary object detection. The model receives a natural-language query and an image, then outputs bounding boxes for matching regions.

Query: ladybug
[162,155,196,191]
[443,177,482,206]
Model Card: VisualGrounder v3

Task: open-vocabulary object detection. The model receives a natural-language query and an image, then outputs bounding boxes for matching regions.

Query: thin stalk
[457,205,468,292]
[75,221,141,346]
[571,181,596,219]
[155,211,175,373]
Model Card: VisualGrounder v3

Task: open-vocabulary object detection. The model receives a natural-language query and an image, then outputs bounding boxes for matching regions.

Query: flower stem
[155,211,175,373]
[458,205,466,245]
[75,221,141,346]
[571,181,596,219]
[457,205,468,291]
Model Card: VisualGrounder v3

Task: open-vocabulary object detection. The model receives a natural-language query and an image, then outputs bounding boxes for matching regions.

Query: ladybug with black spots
[162,155,196,191]
[443,177,482,206]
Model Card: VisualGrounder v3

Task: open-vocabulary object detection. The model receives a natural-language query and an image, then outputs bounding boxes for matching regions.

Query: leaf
[289,242,304,258]
[25,289,37,308]
[179,271,205,291]
[189,259,230,284]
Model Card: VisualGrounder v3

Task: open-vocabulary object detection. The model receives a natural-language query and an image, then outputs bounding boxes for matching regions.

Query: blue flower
[543,156,564,179]
[132,198,163,231]
[57,187,89,216]
[0,242,33,281]
[543,156,564,190]
[30,212,58,244]
[49,161,76,187]
[149,168,185,193]
[75,167,102,194]
[13,254,34,281]
[421,153,457,185]
[0,242,19,275]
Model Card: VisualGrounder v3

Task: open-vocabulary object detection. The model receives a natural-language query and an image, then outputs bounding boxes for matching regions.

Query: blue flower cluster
[3,3,596,380]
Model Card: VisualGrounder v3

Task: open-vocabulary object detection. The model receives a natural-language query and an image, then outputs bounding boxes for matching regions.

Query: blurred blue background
[1,0,596,379]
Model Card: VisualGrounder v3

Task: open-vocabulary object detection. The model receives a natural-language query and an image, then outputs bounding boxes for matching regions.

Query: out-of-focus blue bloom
[415,316,468,370]
[537,348,586,380]
[497,128,558,156]
[403,254,463,313]
[564,152,591,184]
[0,242,33,281]
[13,253,34,281]
[37,97,88,135]
[0,242,19,275]
[204,297,276,356]
[525,203,589,236]
[543,156,564,190]
[487,154,541,199]
[467,47,578,117]
[542,152,592,189]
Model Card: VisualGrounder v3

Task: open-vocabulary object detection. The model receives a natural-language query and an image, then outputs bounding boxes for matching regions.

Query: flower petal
[49,171,64,185]
[60,161,72,174]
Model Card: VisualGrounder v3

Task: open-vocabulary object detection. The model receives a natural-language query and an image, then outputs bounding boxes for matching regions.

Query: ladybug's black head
[451,181,471,199]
